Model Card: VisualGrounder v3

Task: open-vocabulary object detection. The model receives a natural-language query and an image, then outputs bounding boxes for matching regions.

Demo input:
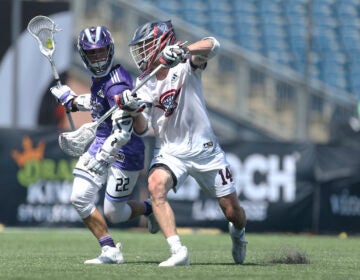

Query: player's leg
[194,156,248,264]
[71,153,123,264]
[71,175,124,264]
[218,192,248,264]
[103,168,156,229]
[147,164,189,266]
[218,192,246,229]
[148,167,176,237]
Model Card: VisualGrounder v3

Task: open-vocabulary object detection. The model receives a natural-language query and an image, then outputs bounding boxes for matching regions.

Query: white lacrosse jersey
[136,61,220,159]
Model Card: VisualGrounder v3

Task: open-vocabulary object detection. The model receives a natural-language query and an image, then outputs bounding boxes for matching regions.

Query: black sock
[143,200,153,217]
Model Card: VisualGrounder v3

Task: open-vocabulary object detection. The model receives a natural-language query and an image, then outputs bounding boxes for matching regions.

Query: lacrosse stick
[27,15,75,130]
[58,64,164,157]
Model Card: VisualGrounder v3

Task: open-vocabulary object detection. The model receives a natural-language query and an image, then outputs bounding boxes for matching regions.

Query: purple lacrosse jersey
[87,64,145,171]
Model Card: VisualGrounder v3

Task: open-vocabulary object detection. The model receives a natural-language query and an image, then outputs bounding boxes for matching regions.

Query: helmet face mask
[78,26,115,77]
[129,20,176,71]
[130,38,162,71]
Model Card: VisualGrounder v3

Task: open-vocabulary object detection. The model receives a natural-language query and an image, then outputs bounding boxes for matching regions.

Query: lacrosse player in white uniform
[117,20,247,266]
[50,26,158,264]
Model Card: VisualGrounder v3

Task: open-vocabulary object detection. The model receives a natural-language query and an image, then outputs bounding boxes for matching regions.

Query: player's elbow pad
[100,113,133,155]
[112,127,132,149]
[133,123,150,137]
[112,114,133,149]
[201,37,220,60]
[101,126,132,156]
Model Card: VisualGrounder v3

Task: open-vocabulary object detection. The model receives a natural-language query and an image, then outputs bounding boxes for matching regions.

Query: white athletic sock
[166,235,182,252]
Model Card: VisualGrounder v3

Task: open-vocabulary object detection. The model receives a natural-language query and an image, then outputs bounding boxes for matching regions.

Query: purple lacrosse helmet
[77,26,115,77]
[129,20,176,72]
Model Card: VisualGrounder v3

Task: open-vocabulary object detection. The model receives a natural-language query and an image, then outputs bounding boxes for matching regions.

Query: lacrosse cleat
[84,243,124,264]
[145,199,160,234]
[228,222,248,264]
[159,246,190,267]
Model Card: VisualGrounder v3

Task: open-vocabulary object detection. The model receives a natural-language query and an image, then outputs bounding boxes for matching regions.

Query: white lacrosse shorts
[150,148,236,198]
[73,152,140,201]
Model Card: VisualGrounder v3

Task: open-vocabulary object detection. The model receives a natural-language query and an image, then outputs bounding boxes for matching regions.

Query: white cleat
[84,243,124,264]
[159,246,190,267]
[228,222,248,264]
[146,199,160,234]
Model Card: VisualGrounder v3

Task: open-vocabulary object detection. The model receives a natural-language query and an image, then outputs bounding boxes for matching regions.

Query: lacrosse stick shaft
[49,57,75,130]
[49,57,61,86]
[50,61,75,130]
[95,64,164,126]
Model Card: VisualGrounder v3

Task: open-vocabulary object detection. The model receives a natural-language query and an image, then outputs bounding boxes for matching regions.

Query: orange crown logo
[11,136,46,167]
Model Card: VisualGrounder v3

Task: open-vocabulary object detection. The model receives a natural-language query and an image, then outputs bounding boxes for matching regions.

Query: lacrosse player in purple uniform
[117,20,248,266]
[50,26,158,264]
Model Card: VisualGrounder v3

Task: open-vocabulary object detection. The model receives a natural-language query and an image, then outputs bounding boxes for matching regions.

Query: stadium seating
[152,0,360,98]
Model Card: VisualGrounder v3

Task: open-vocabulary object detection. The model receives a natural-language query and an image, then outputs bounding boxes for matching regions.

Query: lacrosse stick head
[58,123,96,157]
[27,15,61,58]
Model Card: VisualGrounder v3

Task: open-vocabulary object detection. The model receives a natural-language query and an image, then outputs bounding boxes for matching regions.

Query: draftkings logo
[11,135,76,187]
[12,136,45,167]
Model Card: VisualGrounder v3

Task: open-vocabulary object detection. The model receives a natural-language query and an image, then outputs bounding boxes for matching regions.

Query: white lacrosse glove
[50,85,78,111]
[85,149,116,176]
[159,44,190,68]
[84,111,134,175]
[115,89,147,116]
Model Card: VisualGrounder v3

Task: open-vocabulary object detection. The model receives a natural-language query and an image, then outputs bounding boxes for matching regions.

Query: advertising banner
[169,141,317,232]
[0,128,80,226]
[1,129,360,233]
[315,144,360,233]
[0,128,147,228]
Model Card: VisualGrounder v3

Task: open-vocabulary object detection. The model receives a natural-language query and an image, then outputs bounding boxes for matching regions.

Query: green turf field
[0,227,359,280]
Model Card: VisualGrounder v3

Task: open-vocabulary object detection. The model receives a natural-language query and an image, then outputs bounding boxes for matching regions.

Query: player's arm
[84,109,133,175]
[187,37,220,67]
[50,85,91,112]
[159,37,220,69]
[132,113,149,136]
[114,89,150,136]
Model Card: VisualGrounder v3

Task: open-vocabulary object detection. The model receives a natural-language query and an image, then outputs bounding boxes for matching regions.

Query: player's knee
[148,172,168,195]
[71,177,96,219]
[147,181,165,201]
[70,192,95,219]
[104,202,131,223]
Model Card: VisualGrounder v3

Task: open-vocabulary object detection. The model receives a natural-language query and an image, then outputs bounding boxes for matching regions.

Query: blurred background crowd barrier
[1,0,360,233]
